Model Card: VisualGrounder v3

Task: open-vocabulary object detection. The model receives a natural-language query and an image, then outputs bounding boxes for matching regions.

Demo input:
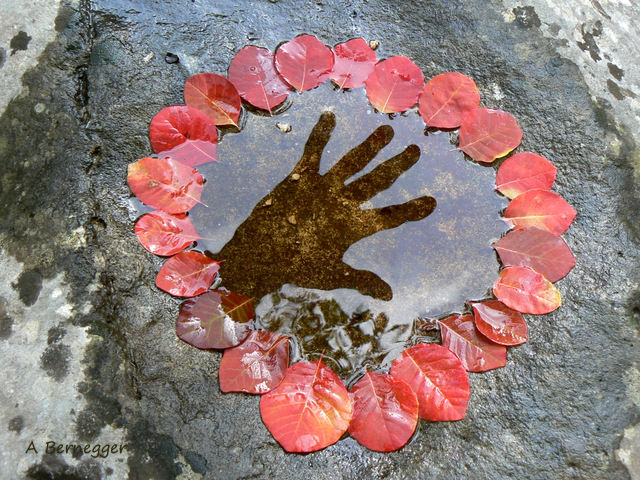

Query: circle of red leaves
[127,35,577,454]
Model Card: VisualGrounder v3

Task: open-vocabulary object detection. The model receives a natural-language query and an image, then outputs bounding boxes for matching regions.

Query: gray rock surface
[0,0,638,479]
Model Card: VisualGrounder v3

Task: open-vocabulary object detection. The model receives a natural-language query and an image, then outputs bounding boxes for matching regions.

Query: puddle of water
[184,82,508,379]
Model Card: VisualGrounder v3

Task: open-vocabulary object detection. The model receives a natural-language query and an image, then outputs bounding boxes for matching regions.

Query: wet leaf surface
[219,330,290,394]
[330,38,377,89]
[176,289,253,349]
[471,300,528,346]
[418,72,480,128]
[348,371,418,452]
[439,314,507,372]
[459,108,523,163]
[390,343,470,421]
[149,105,218,166]
[228,45,290,113]
[184,73,242,127]
[365,56,424,113]
[495,152,557,199]
[127,157,204,214]
[503,189,577,235]
[134,210,200,256]
[260,360,352,452]
[493,266,561,314]
[274,35,334,92]
[493,226,576,282]
[156,251,220,297]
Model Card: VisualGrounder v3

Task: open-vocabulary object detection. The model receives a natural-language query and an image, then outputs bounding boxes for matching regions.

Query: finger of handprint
[325,124,394,182]
[336,264,393,301]
[293,111,336,174]
[343,144,420,202]
[364,195,437,235]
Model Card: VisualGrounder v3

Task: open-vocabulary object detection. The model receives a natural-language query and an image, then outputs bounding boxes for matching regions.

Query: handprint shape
[216,111,436,301]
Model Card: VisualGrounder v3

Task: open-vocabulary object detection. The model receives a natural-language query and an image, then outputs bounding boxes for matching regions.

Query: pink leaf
[274,35,334,92]
[330,38,377,89]
[156,251,220,297]
[439,314,507,372]
[365,56,424,113]
[228,46,290,113]
[149,105,218,167]
[390,343,470,421]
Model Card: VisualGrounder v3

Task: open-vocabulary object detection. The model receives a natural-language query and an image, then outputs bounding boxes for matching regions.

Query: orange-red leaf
[219,330,290,394]
[493,227,576,281]
[156,251,220,297]
[330,38,377,89]
[176,289,253,349]
[459,108,523,163]
[503,189,577,235]
[471,300,528,346]
[127,157,204,214]
[389,343,469,421]
[148,105,218,167]
[228,46,290,113]
[348,372,418,452]
[134,210,200,256]
[495,152,557,199]
[365,56,424,113]
[260,360,352,452]
[418,72,480,128]
[493,266,561,314]
[439,314,507,372]
[184,73,242,127]
[274,35,334,92]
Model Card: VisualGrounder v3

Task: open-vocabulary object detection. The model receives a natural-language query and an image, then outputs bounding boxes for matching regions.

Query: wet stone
[1,0,639,478]
[8,415,24,434]
[607,62,624,80]
[0,297,13,339]
[9,31,32,55]
[512,6,541,28]
[25,455,103,480]
[12,269,43,307]
[47,325,66,345]
[39,343,71,382]
[164,52,179,64]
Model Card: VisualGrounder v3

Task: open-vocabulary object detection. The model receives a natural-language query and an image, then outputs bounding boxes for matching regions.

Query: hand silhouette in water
[216,111,436,301]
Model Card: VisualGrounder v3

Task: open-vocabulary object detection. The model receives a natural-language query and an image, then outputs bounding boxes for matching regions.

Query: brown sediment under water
[189,82,509,383]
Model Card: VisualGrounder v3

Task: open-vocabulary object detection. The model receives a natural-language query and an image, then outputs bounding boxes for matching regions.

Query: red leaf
[184,73,242,127]
[439,314,507,372]
[219,330,290,394]
[365,56,424,113]
[493,266,562,314]
[274,35,334,92]
[348,372,418,452]
[330,38,377,89]
[134,210,200,256]
[418,72,480,128]
[176,289,253,349]
[503,189,577,235]
[228,46,290,113]
[459,108,523,163]
[127,157,204,214]
[389,343,470,421]
[471,300,528,346]
[493,227,576,282]
[148,105,218,167]
[260,360,352,452]
[495,152,557,199]
[156,251,220,297]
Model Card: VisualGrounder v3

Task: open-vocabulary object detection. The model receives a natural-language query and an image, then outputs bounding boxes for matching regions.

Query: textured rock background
[0,1,638,479]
